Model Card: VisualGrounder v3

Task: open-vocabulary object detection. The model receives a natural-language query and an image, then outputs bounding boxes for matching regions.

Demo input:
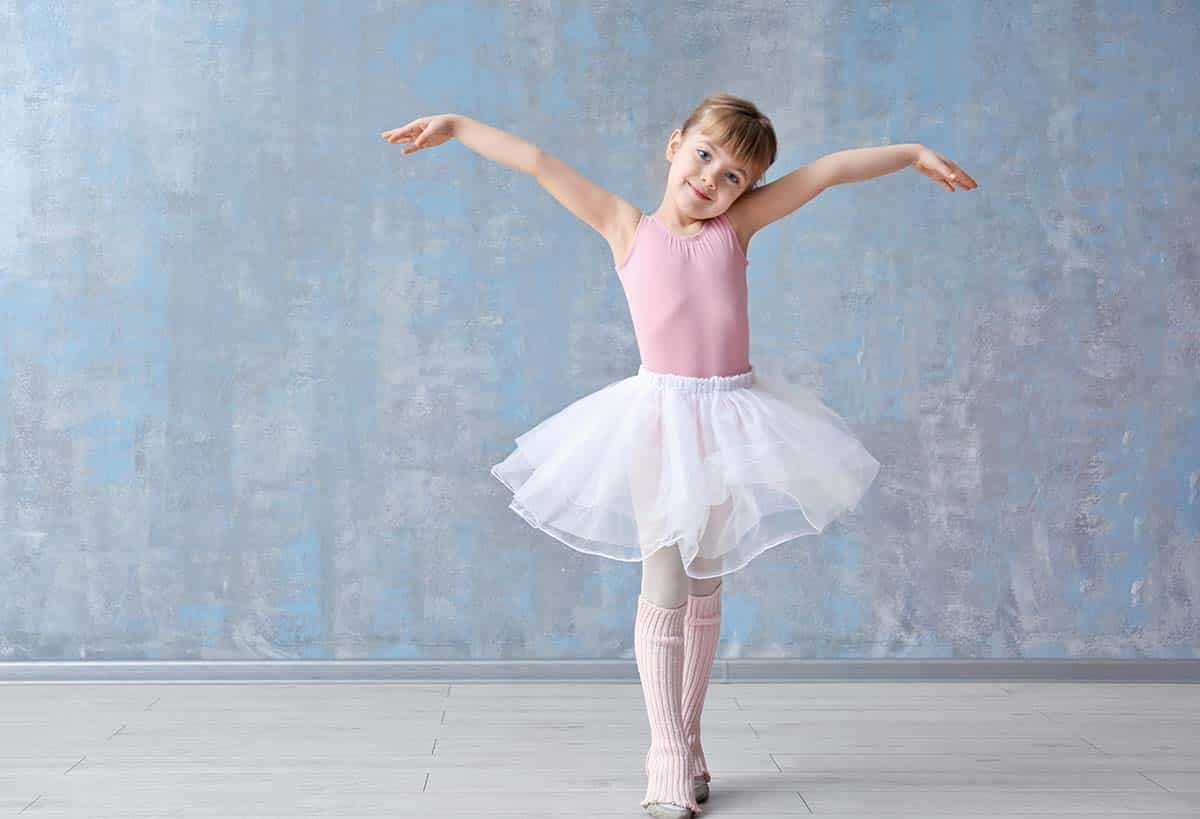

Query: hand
[381,114,457,155]
[912,146,978,192]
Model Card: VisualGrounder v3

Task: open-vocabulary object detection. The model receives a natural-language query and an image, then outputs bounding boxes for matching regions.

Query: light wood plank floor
[4,681,1200,817]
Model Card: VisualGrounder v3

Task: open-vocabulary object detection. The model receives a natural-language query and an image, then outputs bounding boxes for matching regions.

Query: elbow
[527,146,549,179]
[814,155,844,189]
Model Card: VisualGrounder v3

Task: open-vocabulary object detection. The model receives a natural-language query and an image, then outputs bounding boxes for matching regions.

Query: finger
[389,127,421,145]
[947,161,977,188]
[384,121,421,139]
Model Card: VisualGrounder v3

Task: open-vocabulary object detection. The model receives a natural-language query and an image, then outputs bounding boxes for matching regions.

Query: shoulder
[607,200,644,269]
[719,206,753,260]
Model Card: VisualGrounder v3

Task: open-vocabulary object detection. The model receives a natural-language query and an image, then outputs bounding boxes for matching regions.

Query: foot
[643,801,695,819]
[694,775,709,803]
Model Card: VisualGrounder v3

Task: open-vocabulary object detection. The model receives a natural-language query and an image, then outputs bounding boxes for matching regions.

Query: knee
[640,586,687,609]
[688,576,723,597]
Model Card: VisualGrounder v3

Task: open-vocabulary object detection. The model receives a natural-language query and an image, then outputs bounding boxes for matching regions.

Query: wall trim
[2,659,1198,683]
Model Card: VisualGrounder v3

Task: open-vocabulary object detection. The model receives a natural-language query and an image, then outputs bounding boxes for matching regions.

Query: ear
[665,128,682,161]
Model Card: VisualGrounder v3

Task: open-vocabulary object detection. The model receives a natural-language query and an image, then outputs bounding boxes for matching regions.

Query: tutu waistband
[636,364,756,393]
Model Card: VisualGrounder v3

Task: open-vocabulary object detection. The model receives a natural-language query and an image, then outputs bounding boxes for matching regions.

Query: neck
[652,204,707,231]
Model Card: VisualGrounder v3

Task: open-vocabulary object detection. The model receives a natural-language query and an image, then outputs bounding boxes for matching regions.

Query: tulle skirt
[490,363,880,579]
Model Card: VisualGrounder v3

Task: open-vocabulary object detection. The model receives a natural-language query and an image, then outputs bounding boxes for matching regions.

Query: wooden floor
[4,681,1200,817]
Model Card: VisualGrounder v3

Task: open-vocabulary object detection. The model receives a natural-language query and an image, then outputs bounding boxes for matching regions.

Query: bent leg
[688,575,723,597]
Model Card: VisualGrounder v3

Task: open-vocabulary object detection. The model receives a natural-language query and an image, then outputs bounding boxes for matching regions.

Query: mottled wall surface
[1,1,1196,661]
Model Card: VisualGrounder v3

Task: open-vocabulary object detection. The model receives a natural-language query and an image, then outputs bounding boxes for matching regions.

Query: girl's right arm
[383,114,633,248]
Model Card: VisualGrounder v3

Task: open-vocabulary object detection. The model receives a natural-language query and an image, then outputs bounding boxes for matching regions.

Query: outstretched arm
[383,113,630,242]
[730,143,978,237]
[824,143,924,186]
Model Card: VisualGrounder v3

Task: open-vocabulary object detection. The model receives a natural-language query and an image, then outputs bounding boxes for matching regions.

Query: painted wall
[1,1,1196,661]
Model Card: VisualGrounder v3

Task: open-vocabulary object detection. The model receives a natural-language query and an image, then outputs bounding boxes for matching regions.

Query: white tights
[640,542,722,609]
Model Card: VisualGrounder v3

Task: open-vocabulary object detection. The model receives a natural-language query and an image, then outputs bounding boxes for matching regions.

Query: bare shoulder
[606,199,644,269]
[721,204,754,259]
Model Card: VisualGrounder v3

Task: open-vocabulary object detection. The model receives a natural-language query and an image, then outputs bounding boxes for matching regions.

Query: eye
[696,148,741,185]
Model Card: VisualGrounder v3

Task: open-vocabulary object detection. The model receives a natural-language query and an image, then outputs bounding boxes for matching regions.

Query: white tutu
[490,364,880,579]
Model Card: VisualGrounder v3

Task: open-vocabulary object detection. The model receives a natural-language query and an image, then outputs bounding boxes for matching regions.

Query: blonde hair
[678,93,778,189]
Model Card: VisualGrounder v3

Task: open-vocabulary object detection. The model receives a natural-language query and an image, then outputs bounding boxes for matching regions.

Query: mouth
[687,181,711,201]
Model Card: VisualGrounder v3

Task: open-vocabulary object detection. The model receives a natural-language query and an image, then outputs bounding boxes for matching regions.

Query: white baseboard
[2,659,1198,683]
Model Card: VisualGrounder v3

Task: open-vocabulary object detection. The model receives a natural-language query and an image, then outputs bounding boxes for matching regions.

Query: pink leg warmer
[682,582,722,783]
[634,595,703,814]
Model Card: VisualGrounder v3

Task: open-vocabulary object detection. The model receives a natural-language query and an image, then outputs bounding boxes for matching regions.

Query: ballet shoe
[643,801,695,819]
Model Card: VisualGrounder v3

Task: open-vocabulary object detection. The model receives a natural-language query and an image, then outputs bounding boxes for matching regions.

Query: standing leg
[640,541,691,609]
[636,543,702,816]
[681,575,723,800]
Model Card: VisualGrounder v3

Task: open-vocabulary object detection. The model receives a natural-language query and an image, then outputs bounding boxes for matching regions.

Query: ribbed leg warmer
[681,581,722,783]
[635,595,703,815]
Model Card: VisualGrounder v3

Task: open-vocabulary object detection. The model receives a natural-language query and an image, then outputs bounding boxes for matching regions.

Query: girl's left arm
[732,143,978,237]
[825,143,978,193]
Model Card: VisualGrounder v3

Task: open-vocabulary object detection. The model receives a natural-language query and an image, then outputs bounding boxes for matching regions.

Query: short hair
[678,93,778,189]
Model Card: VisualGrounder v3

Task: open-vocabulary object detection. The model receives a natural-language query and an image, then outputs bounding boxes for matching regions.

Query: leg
[640,541,691,608]
[682,575,723,790]
[635,543,701,815]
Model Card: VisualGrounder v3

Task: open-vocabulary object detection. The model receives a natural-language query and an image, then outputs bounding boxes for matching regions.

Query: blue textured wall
[1,1,1197,661]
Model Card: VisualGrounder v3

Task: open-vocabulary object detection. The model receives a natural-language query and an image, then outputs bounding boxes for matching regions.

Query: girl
[383,94,977,818]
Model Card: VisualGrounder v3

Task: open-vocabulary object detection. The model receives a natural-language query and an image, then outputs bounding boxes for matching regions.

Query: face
[665,127,752,216]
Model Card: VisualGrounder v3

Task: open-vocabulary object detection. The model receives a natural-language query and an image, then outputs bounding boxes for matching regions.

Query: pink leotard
[615,211,751,378]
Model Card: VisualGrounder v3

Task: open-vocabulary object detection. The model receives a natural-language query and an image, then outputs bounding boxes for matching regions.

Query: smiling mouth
[688,182,711,201]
